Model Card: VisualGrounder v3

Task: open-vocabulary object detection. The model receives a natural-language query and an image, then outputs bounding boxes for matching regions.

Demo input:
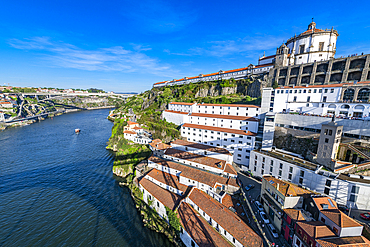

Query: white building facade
[250,149,370,210]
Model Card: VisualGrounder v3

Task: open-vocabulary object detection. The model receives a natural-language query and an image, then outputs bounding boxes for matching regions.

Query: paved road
[238,172,286,247]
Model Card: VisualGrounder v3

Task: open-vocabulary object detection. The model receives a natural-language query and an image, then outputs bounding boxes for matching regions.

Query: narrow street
[238,172,286,247]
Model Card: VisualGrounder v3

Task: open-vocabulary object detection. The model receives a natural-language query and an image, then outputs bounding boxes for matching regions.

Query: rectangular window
[289,167,293,173]
[319,89,322,93]
[351,186,360,194]
[293,96,297,102]
[326,179,332,187]
[299,177,303,184]
[307,96,310,102]
[319,42,324,51]
[330,89,334,93]
[279,170,282,176]
[349,194,358,202]
[324,187,330,195]
[299,44,305,54]
[280,163,283,169]
[300,170,304,177]
[288,173,292,180]
[325,138,329,143]
[270,160,273,166]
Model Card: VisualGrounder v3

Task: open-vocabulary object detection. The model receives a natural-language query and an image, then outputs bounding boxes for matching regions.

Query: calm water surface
[0,109,172,247]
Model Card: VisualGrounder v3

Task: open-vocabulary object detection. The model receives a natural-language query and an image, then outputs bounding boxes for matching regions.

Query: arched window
[328,104,336,109]
[354,105,365,110]
[358,88,370,102]
[341,104,350,109]
[343,88,355,101]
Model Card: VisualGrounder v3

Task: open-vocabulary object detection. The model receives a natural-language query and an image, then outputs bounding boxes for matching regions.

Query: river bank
[1,106,115,131]
[106,117,182,246]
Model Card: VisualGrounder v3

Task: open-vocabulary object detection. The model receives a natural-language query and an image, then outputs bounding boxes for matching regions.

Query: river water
[0,109,172,247]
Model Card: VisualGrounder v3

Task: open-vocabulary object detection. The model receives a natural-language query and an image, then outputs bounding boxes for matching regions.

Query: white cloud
[167,35,284,58]
[9,37,176,77]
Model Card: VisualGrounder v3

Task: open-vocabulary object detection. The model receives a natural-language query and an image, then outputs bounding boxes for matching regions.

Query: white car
[268,224,279,238]
[259,211,270,224]
[254,201,264,212]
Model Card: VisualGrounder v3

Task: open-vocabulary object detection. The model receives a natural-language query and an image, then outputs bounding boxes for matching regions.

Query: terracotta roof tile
[132,126,142,130]
[316,236,370,247]
[146,169,189,193]
[188,188,263,247]
[182,123,257,136]
[190,112,259,121]
[199,103,260,108]
[123,130,136,134]
[127,120,138,125]
[165,148,227,170]
[149,142,171,150]
[177,202,232,247]
[263,176,313,197]
[313,196,338,211]
[148,156,239,188]
[223,163,237,175]
[139,177,182,211]
[164,110,189,115]
[297,221,336,239]
[321,209,362,228]
[171,139,232,156]
[169,102,195,105]
[284,208,306,221]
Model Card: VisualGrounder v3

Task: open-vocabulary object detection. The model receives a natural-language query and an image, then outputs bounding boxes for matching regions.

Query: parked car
[254,201,264,212]
[259,211,270,224]
[360,212,370,220]
[245,184,255,191]
[268,224,279,238]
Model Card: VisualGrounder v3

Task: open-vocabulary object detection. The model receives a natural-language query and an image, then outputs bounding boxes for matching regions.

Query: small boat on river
[75,128,81,133]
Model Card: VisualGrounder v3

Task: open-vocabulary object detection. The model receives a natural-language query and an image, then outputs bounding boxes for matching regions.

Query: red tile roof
[127,120,138,125]
[164,110,189,115]
[300,28,324,35]
[182,123,257,136]
[321,209,362,228]
[146,169,188,193]
[139,177,182,211]
[190,112,259,121]
[177,202,232,247]
[259,55,276,60]
[199,103,260,108]
[188,188,263,247]
[284,208,306,221]
[123,130,136,134]
[263,176,313,197]
[171,139,232,156]
[149,142,171,150]
[165,148,226,170]
[312,197,338,211]
[223,163,237,175]
[169,102,195,105]
[148,156,239,188]
[297,221,336,239]
[132,126,142,130]
[154,81,168,85]
[316,236,370,247]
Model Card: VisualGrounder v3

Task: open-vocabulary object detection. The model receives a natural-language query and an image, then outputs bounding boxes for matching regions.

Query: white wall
[140,184,168,220]
[250,150,370,210]
[163,111,186,125]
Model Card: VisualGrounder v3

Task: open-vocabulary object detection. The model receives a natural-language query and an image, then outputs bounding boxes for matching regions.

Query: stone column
[360,54,370,82]
[309,62,318,85]
[353,87,360,102]
[297,65,304,86]
[342,57,351,83]
[324,59,334,84]
[285,67,291,86]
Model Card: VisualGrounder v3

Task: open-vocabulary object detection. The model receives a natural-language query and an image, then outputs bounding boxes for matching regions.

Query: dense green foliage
[165,206,181,234]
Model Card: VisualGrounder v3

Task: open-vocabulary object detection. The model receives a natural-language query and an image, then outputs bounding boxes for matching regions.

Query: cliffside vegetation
[113,77,263,143]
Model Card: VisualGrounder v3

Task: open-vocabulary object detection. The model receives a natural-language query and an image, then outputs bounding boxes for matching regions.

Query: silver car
[259,211,270,224]
[268,224,279,238]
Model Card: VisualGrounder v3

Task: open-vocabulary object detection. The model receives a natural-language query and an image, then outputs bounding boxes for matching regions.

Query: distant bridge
[4,92,136,98]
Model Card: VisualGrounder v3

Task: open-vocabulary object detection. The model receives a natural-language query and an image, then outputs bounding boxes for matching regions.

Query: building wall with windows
[319,212,363,237]
[250,150,370,210]
[181,124,256,166]
[195,104,260,118]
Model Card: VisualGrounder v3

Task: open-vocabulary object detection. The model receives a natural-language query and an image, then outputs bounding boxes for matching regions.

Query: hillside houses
[137,138,263,247]
[123,120,152,144]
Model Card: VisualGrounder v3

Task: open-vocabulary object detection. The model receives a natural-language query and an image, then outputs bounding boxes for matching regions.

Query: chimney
[276,183,280,191]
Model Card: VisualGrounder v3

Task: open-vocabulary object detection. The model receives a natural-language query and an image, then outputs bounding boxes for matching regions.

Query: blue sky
[0,0,369,93]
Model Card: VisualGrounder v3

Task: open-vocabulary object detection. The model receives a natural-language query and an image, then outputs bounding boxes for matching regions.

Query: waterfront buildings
[123,120,152,144]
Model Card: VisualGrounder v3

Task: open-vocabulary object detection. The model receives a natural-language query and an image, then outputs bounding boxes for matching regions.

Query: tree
[272,81,279,89]
[165,206,181,233]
